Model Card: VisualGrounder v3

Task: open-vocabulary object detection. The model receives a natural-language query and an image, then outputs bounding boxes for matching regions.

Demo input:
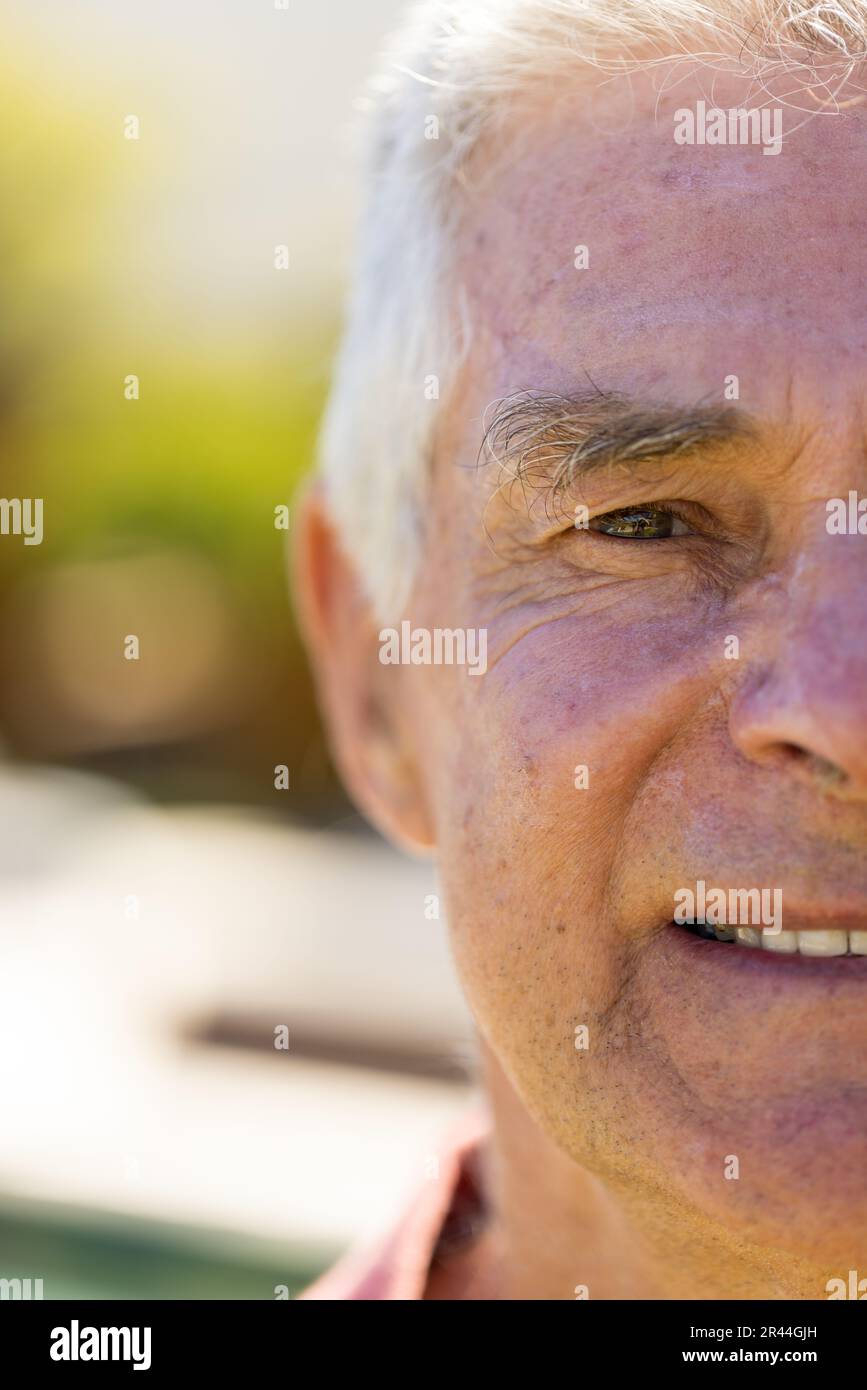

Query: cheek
[413,590,733,1143]
[430,595,719,916]
[425,614,696,1060]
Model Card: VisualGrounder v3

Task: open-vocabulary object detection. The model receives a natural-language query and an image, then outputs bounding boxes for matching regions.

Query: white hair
[318,0,867,619]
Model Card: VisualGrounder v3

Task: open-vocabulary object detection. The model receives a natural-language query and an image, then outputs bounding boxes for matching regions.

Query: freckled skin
[299,60,867,1298]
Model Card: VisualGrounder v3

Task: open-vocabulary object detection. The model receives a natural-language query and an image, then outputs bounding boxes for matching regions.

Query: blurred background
[0,0,475,1298]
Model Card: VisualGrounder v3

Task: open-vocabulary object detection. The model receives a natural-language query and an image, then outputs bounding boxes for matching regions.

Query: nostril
[756,742,809,773]
[780,742,809,767]
[779,742,849,789]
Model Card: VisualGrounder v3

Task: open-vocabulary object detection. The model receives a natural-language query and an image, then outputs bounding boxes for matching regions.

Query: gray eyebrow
[479,388,758,499]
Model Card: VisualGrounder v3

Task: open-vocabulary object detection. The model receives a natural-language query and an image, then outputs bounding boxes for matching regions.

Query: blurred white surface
[0,768,475,1253]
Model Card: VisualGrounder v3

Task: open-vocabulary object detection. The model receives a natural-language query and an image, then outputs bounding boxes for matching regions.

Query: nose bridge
[729,539,867,791]
[792,536,867,675]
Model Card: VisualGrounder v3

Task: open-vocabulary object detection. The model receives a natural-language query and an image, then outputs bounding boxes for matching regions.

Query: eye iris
[592,507,674,539]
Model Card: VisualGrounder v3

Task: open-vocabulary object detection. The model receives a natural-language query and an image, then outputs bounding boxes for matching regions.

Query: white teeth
[796,930,848,957]
[735,928,762,947]
[690,925,867,955]
[762,929,798,954]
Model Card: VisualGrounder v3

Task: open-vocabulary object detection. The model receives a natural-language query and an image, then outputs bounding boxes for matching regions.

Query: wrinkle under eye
[588,505,690,539]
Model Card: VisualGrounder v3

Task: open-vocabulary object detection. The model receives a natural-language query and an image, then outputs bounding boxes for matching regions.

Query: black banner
[1,1299,862,1374]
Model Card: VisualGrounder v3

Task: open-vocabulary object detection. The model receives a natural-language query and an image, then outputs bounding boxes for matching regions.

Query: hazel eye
[588,505,691,539]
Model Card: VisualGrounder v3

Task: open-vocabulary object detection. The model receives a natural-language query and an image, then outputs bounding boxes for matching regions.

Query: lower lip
[664,921,867,986]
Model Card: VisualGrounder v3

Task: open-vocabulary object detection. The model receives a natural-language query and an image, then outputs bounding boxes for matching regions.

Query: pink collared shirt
[300,1111,489,1300]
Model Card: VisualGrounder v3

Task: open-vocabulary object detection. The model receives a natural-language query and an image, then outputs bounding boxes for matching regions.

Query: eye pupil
[591,506,675,539]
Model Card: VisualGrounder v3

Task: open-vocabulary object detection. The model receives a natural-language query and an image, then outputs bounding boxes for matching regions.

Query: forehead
[454,63,867,406]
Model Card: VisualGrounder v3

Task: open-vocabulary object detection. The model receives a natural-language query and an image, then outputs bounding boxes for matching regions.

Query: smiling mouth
[676,921,867,957]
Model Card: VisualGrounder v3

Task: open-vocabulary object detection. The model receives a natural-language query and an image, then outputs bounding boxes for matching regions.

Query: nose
[728,551,867,799]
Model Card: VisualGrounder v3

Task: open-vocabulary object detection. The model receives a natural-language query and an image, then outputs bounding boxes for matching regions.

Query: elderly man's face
[301,60,867,1289]
[383,64,867,1278]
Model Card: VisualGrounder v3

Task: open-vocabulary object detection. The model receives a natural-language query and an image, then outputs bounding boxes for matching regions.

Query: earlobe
[293,485,437,856]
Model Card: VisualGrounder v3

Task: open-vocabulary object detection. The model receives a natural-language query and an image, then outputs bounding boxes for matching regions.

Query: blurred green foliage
[0,50,348,820]
[0,1205,329,1300]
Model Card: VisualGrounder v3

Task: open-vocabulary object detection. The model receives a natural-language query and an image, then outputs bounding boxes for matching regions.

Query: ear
[293,483,436,854]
